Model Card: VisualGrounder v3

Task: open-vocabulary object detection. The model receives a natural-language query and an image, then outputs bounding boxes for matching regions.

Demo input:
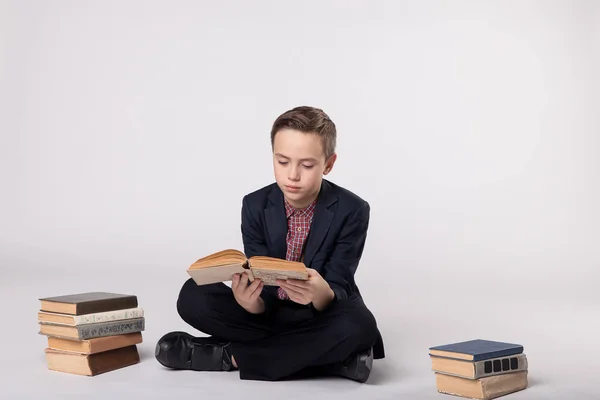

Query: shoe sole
[354,347,374,383]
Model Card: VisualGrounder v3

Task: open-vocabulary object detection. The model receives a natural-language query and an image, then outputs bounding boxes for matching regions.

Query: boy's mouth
[285,185,301,191]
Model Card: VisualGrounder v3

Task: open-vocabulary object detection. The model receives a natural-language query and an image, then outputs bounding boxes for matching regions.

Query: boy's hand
[232,272,265,314]
[277,268,335,311]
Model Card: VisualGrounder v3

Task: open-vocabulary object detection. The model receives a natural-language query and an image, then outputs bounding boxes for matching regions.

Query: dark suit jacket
[240,178,384,359]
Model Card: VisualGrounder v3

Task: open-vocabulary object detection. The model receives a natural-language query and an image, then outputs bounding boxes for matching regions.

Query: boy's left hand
[277,268,335,310]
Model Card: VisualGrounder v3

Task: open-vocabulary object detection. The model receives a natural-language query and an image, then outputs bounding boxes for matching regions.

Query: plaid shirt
[277,198,317,300]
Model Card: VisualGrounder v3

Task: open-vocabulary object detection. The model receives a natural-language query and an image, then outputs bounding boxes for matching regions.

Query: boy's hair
[270,106,336,159]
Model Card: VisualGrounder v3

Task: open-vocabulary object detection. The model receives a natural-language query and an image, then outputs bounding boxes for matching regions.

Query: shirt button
[297,227,302,232]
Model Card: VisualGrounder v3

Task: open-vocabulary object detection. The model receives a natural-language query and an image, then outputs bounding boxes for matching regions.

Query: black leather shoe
[155,331,235,371]
[330,347,373,383]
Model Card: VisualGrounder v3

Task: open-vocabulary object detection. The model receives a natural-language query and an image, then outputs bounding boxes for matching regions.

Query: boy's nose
[288,167,300,181]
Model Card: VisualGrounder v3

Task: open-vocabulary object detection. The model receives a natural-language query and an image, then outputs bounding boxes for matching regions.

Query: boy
[155,106,385,382]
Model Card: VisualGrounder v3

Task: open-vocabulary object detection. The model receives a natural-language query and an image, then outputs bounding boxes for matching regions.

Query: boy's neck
[284,192,319,210]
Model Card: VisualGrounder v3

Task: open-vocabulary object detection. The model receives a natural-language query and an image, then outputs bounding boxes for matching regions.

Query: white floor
[1,249,598,400]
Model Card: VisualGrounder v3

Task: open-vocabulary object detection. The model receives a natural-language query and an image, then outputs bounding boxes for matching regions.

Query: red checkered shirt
[277,198,317,300]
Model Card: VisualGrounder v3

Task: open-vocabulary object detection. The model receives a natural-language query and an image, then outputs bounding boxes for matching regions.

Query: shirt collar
[284,197,317,219]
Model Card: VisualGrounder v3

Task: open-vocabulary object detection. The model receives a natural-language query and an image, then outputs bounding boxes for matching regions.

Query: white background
[1,1,599,398]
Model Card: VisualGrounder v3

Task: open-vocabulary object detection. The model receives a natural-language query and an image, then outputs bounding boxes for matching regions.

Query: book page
[250,268,308,285]
[187,263,252,285]
[248,256,306,271]
[248,256,308,285]
[188,249,246,270]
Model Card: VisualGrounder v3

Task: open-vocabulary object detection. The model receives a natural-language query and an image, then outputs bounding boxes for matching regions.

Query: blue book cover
[429,339,523,361]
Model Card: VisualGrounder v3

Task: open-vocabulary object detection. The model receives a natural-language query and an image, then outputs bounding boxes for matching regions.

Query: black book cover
[40,292,138,315]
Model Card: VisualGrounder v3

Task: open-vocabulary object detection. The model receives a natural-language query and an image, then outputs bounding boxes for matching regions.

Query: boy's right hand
[231,272,265,314]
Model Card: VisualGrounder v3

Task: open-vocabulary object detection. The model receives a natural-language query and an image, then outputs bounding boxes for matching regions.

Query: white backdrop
[1,1,599,399]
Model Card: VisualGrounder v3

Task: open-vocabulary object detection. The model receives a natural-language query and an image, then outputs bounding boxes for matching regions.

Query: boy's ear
[323,153,337,175]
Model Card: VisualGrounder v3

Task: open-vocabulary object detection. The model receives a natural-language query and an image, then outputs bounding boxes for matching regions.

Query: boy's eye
[302,165,314,169]
[278,161,289,165]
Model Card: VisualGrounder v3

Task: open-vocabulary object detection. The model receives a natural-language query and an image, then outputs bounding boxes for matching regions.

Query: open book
[186,249,309,286]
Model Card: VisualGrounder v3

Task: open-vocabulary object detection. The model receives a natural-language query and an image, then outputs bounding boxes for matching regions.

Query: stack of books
[428,339,528,399]
[38,292,145,376]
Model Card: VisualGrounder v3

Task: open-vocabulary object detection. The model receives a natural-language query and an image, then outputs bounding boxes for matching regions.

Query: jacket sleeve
[240,195,278,316]
[322,201,370,302]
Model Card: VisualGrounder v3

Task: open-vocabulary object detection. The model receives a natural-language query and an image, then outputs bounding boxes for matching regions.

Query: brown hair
[270,106,336,159]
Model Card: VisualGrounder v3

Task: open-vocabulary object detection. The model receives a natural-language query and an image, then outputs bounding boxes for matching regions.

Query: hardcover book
[38,307,144,326]
[39,292,138,315]
[47,332,143,355]
[435,370,528,400]
[187,249,308,286]
[39,317,145,340]
[430,353,528,379]
[45,345,140,376]
[429,339,524,361]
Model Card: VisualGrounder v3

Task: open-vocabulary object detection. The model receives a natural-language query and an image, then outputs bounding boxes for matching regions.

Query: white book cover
[39,307,145,325]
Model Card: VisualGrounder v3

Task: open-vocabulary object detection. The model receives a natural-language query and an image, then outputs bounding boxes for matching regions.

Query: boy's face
[272,128,336,209]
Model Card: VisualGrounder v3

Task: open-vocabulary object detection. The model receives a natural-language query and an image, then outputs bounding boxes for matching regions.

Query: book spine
[77,318,145,340]
[72,308,144,325]
[88,345,141,375]
[474,354,528,378]
[76,297,138,315]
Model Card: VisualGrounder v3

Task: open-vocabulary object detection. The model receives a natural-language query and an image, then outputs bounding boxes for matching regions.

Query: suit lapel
[265,186,288,259]
[303,180,337,267]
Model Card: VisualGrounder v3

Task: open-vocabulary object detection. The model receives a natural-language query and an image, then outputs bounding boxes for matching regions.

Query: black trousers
[176,278,380,381]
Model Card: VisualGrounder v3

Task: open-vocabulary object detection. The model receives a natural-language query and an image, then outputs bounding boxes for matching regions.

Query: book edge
[39,293,137,305]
